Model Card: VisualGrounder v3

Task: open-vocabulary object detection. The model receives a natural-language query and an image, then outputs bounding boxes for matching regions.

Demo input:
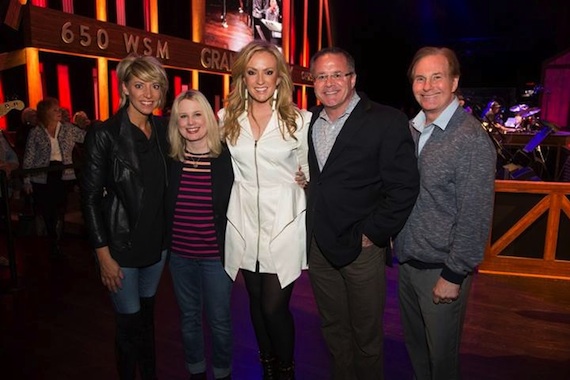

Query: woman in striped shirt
[165,90,234,380]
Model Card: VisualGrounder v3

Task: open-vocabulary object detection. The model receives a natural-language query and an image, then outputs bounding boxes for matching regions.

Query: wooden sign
[21,5,313,85]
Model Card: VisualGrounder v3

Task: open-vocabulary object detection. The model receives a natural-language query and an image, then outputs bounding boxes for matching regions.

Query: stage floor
[1,191,570,379]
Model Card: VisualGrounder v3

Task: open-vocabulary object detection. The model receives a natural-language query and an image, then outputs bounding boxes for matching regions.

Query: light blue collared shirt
[412,97,460,155]
[312,93,361,170]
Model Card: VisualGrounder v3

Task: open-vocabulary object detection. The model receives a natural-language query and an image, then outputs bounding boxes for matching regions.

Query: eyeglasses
[312,72,354,84]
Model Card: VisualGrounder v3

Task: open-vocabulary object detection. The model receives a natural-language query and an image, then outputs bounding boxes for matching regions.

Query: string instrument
[0,100,25,117]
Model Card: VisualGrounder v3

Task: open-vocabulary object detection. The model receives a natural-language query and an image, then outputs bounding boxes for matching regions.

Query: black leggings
[242,266,295,364]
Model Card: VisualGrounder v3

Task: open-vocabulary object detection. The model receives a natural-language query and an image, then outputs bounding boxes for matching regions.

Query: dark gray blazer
[306,92,420,267]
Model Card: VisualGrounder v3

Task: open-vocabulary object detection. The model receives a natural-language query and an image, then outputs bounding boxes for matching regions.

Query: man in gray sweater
[394,47,497,380]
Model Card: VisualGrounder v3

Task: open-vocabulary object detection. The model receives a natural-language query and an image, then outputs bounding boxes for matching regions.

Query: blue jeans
[169,253,233,378]
[109,250,168,314]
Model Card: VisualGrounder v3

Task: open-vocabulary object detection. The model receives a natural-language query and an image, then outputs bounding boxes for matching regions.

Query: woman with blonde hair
[218,40,310,380]
[166,90,234,380]
[81,54,169,380]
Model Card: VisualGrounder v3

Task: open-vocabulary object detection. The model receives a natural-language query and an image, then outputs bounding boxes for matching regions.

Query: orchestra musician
[482,100,510,133]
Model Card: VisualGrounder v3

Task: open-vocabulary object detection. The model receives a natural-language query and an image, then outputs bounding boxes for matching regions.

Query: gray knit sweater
[394,106,497,284]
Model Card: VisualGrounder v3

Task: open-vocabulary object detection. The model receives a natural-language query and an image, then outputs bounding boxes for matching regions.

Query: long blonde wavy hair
[222,40,301,145]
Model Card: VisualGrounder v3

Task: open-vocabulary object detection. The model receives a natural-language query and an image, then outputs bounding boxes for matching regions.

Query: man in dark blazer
[306,47,420,380]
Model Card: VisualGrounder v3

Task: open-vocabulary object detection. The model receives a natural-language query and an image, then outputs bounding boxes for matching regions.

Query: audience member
[81,54,169,380]
[395,46,497,380]
[457,93,473,114]
[0,129,20,184]
[72,110,92,130]
[218,40,310,380]
[166,90,234,380]
[0,130,19,266]
[70,110,91,180]
[16,107,37,160]
[60,107,71,123]
[22,97,86,258]
[306,46,420,380]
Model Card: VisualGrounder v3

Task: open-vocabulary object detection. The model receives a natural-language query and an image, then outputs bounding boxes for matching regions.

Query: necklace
[186,150,210,168]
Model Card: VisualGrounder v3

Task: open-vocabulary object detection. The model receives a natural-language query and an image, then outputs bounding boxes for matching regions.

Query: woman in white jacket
[218,40,309,380]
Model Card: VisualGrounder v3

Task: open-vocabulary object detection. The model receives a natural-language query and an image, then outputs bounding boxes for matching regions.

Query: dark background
[1,0,569,120]
[329,0,570,114]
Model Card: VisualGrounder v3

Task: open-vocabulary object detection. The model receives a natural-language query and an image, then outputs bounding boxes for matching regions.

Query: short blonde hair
[116,54,169,109]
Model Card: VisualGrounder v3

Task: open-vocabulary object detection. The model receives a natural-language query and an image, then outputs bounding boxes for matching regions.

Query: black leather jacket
[81,108,168,256]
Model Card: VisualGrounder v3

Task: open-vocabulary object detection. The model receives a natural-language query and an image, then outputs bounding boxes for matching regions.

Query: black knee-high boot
[115,312,143,380]
[139,296,157,380]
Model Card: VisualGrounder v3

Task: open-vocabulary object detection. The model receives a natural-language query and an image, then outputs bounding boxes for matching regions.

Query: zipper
[254,139,261,263]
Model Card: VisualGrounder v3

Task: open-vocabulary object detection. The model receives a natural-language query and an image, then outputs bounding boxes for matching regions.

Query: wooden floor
[204,5,253,52]
[1,192,570,379]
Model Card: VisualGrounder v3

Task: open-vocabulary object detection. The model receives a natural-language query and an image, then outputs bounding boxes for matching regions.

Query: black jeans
[32,161,67,243]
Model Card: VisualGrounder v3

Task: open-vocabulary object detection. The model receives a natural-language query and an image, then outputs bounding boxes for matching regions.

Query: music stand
[510,124,554,169]
[522,126,553,153]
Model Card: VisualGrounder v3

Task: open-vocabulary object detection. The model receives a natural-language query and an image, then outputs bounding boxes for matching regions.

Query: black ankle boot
[278,361,295,380]
[259,352,278,380]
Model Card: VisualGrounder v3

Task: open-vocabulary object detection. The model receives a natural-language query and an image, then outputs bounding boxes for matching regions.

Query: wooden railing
[479,180,570,280]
